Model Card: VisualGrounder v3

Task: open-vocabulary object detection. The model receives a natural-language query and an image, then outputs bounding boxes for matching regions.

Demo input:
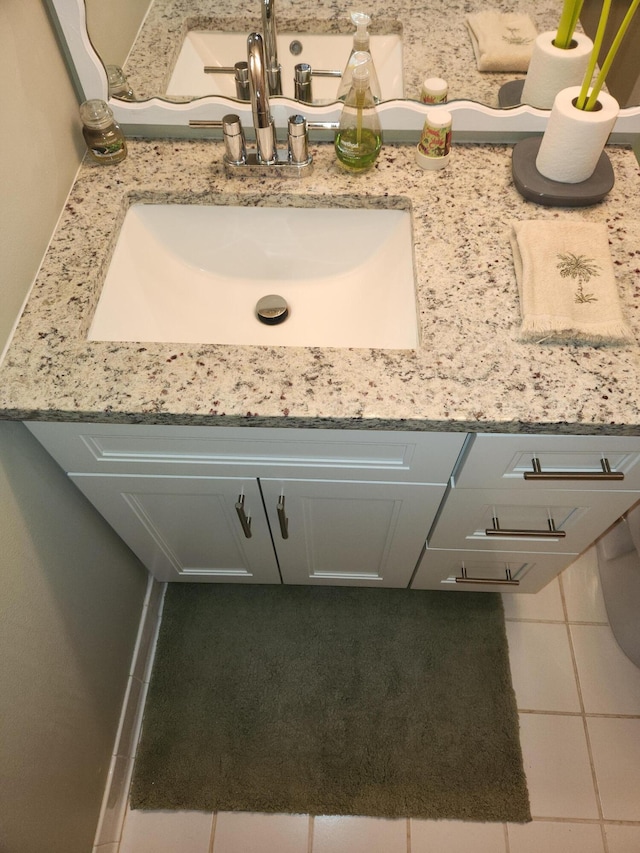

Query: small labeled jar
[416,109,452,170]
[420,77,448,105]
[79,99,127,165]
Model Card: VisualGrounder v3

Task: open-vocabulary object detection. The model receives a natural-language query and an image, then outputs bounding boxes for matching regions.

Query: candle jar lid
[80,99,115,130]
[420,77,448,103]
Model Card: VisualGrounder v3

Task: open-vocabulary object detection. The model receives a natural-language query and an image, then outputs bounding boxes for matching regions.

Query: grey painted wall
[0,2,149,851]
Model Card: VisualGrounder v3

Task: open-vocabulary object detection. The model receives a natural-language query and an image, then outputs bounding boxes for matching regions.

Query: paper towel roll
[521,32,593,109]
[535,86,619,183]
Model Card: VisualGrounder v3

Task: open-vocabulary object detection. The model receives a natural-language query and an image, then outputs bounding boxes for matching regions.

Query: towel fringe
[519,317,635,346]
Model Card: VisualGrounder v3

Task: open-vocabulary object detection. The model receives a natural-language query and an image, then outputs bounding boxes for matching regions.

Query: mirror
[48,0,640,139]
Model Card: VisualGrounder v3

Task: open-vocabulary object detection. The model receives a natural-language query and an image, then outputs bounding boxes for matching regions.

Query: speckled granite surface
[124,0,563,106]
[1,139,639,433]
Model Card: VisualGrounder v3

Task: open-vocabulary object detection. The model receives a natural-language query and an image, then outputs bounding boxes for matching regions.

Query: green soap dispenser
[336,12,382,103]
[335,52,382,172]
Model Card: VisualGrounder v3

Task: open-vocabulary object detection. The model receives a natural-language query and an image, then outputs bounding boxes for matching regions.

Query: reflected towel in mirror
[510,220,634,345]
[466,11,537,72]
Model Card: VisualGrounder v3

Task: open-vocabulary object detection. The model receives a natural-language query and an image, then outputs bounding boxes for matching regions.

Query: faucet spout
[247,32,278,165]
[261,0,282,95]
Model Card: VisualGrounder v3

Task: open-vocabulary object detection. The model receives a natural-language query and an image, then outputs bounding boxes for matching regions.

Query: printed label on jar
[418,122,451,158]
[420,90,448,105]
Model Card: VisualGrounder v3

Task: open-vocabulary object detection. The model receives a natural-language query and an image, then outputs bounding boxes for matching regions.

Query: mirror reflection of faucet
[201,0,343,104]
[261,0,282,96]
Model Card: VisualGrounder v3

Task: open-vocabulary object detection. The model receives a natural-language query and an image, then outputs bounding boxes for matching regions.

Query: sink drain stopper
[256,294,289,325]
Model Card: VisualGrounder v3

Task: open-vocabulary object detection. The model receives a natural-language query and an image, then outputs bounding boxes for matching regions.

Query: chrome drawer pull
[485,516,566,538]
[235,494,252,539]
[524,457,624,481]
[455,567,520,586]
[277,496,289,540]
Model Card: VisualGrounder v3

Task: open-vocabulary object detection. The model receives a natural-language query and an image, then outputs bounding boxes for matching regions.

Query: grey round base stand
[512,137,615,207]
[498,79,525,108]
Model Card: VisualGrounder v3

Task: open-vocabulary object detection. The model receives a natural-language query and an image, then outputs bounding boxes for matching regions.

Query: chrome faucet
[247,32,278,164]
[219,32,312,175]
[261,0,282,95]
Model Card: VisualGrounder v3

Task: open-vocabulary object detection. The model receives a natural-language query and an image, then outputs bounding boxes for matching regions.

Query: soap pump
[336,12,381,103]
[335,52,382,171]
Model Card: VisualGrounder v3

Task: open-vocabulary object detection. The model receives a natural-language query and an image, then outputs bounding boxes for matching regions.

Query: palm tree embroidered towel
[466,11,537,72]
[510,221,634,345]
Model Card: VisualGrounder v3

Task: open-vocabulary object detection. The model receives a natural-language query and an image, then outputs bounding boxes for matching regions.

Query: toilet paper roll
[521,31,593,109]
[535,86,619,183]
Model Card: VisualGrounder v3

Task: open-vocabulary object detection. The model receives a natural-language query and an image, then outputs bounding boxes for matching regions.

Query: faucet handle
[294,63,313,103]
[222,114,247,165]
[234,62,250,101]
[287,114,311,166]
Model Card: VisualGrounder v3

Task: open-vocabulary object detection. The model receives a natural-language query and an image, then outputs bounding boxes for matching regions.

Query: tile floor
[103,546,640,853]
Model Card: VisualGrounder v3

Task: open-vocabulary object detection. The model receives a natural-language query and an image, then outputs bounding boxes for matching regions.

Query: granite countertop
[1,138,640,434]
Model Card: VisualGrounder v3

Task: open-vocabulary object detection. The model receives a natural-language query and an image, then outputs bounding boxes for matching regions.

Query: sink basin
[88,203,418,350]
[166,31,403,102]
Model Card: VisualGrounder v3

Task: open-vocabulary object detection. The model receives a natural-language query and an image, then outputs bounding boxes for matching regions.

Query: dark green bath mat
[130,584,530,822]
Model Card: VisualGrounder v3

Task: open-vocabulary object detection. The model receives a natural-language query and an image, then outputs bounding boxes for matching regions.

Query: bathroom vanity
[2,140,640,593]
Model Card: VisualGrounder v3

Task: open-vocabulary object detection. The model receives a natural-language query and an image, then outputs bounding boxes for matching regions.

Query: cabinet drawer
[26,422,466,483]
[454,434,640,491]
[411,546,572,594]
[428,487,637,553]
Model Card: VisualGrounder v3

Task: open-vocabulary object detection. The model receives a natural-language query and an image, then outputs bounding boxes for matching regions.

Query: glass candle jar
[79,99,127,165]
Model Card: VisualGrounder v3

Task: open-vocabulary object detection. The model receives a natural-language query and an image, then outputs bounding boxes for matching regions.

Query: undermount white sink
[166,31,404,102]
[88,203,418,350]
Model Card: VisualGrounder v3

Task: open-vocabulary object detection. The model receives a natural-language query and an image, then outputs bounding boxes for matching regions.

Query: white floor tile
[313,815,407,853]
[561,548,609,623]
[507,820,605,853]
[213,812,309,853]
[502,579,564,621]
[604,823,640,853]
[518,714,599,819]
[118,809,214,853]
[411,818,506,852]
[588,718,640,821]
[507,622,580,712]
[571,625,640,715]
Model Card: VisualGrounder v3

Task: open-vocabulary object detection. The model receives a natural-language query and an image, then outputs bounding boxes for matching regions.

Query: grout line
[518,707,640,720]
[505,616,609,626]
[528,816,624,825]
[308,815,314,853]
[557,572,571,625]
[560,572,606,827]
[208,812,217,853]
[503,821,510,853]
[406,816,411,853]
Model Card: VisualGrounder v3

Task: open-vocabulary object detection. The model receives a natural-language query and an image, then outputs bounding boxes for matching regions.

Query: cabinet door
[70,474,281,583]
[260,479,446,587]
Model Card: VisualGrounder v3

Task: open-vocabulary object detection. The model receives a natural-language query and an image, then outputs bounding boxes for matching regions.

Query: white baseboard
[92,576,167,851]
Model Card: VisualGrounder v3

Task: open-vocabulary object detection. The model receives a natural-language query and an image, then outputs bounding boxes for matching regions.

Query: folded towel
[466,11,537,72]
[510,220,634,345]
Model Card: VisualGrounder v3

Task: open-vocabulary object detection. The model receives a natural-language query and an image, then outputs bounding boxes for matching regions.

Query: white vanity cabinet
[25,423,466,587]
[413,434,640,593]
